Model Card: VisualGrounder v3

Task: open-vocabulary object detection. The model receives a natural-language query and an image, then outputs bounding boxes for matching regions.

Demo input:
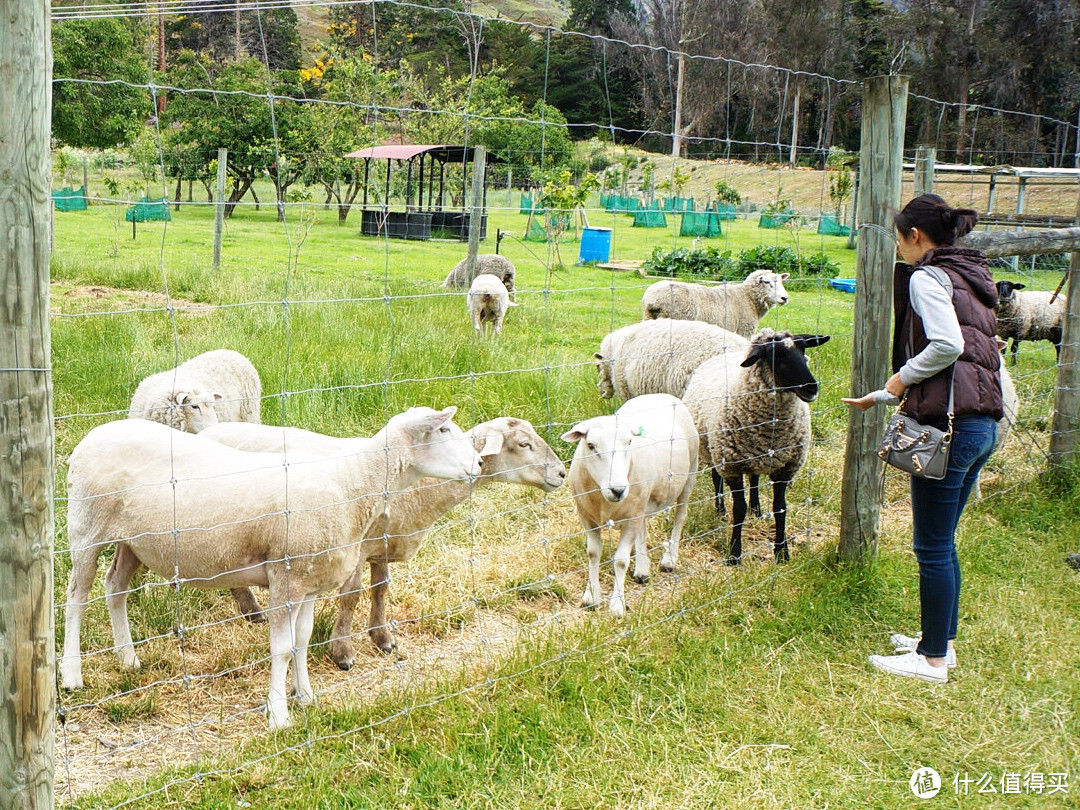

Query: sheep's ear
[1012,282,1026,290]
[779,273,790,280]
[212,392,224,401]
[175,391,194,407]
[793,334,831,350]
[561,422,591,443]
[740,344,767,367]
[593,352,605,362]
[478,431,504,458]
[417,406,457,433]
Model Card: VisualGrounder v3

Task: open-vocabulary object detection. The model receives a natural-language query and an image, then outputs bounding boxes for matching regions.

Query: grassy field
[49,188,1079,808]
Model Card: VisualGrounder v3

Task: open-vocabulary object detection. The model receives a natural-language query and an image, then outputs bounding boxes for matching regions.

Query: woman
[843,193,1002,683]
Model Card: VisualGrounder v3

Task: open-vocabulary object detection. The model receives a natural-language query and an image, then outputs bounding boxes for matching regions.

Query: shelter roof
[345,144,503,163]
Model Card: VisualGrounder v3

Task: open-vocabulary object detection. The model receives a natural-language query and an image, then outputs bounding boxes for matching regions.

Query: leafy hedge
[644,244,840,281]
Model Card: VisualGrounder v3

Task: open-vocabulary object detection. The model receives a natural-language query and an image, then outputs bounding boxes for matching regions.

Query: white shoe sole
[869,654,948,683]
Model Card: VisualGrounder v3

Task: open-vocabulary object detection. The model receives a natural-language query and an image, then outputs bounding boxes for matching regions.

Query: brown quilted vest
[892,247,1004,428]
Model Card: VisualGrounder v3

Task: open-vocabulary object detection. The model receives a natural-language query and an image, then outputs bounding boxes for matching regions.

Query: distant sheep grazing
[594,318,749,400]
[128,349,261,433]
[641,269,790,337]
[683,329,830,564]
[442,253,516,295]
[562,393,698,617]
[994,280,1065,365]
[468,273,517,337]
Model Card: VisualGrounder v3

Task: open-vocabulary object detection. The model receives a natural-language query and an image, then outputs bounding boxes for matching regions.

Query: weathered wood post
[213,148,227,270]
[914,145,935,197]
[838,75,909,562]
[465,146,487,278]
[0,1,56,807]
[1049,192,1080,472]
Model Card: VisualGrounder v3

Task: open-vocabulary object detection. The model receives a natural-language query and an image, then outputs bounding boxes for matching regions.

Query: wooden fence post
[1049,192,1080,472]
[0,1,56,807]
[213,148,227,271]
[914,145,935,197]
[838,74,909,563]
[465,146,486,277]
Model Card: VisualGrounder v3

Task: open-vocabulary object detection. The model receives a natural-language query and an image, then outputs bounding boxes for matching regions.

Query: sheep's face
[562,418,632,503]
[995,280,1024,308]
[743,332,831,403]
[395,406,482,482]
[473,418,567,492]
[751,270,790,308]
[594,352,615,398]
[173,390,222,433]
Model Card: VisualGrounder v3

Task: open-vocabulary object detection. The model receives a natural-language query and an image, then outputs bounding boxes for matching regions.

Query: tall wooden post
[0,1,55,807]
[465,146,486,277]
[838,75,909,563]
[213,148,227,270]
[1049,191,1080,472]
[914,145,935,197]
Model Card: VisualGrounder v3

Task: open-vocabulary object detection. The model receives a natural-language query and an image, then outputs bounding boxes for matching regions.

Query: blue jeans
[909,414,998,659]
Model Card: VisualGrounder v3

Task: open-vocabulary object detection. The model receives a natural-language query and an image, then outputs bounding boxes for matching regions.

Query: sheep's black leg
[749,474,762,517]
[771,474,790,563]
[1010,338,1019,366]
[726,474,746,565]
[1051,327,1063,362]
[710,467,726,516]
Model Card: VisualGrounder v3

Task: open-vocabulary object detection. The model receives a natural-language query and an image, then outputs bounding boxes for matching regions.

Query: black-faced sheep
[994,280,1065,365]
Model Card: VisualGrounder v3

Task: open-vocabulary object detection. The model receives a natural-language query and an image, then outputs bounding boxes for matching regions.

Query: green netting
[679,210,723,237]
[524,212,573,242]
[663,196,694,212]
[600,193,614,209]
[713,202,738,220]
[632,209,667,228]
[605,194,639,212]
[52,186,88,212]
[519,193,543,215]
[817,213,851,236]
[125,197,171,222]
[758,210,797,229]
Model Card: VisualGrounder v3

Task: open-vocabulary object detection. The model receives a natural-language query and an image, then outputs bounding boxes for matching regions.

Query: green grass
[50,190,1079,808]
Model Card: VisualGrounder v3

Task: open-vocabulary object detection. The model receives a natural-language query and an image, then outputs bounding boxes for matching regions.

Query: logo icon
[910,767,942,799]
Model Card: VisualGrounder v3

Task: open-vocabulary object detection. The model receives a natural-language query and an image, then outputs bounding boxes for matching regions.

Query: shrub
[643,245,739,280]
[714,180,741,205]
[735,245,839,278]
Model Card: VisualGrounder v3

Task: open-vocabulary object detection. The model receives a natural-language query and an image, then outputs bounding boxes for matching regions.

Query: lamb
[994,280,1065,365]
[594,318,750,401]
[128,349,262,433]
[200,416,567,669]
[561,393,698,617]
[60,407,482,730]
[442,253,516,295]
[468,273,517,337]
[641,269,790,338]
[682,328,831,564]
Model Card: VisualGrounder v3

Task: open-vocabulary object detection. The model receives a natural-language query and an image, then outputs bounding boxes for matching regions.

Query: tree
[167,3,301,70]
[52,18,150,149]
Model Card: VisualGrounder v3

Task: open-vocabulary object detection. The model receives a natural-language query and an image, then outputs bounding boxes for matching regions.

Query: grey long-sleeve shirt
[868,268,964,405]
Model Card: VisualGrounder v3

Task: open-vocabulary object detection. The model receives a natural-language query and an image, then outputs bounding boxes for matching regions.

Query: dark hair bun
[952,207,978,239]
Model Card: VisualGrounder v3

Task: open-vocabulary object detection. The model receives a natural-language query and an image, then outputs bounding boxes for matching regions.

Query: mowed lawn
[49,191,1079,808]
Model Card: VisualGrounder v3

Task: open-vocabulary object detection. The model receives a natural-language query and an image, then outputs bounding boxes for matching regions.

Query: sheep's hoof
[725,555,742,567]
[334,657,354,672]
[243,609,267,624]
[659,562,675,574]
[632,573,650,584]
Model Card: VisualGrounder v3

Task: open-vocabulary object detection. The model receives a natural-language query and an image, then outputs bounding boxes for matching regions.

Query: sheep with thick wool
[994,280,1065,365]
[128,349,262,433]
[641,269,790,337]
[594,318,750,401]
[200,416,567,668]
[682,328,830,564]
[442,253,516,295]
[60,407,481,730]
[468,273,517,336]
[562,393,698,617]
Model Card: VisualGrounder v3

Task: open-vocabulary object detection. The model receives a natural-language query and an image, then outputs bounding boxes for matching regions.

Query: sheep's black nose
[609,486,626,500]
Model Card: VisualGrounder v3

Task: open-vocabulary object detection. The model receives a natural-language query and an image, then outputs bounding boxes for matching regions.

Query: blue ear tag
[633,426,645,437]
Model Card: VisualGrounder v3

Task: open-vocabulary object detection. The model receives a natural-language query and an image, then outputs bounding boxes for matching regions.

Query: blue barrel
[578,226,613,264]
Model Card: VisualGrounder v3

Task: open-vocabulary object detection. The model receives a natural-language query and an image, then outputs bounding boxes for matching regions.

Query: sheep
[973,351,1020,500]
[468,273,517,337]
[561,393,699,617]
[994,280,1065,365]
[442,253,516,295]
[128,349,262,433]
[199,417,567,668]
[594,318,750,401]
[641,269,790,338]
[60,407,482,730]
[682,328,831,564]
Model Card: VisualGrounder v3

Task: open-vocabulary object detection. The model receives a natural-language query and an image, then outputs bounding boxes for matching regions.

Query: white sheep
[60,407,481,730]
[199,416,567,668]
[973,354,1020,500]
[682,329,830,564]
[128,349,262,433]
[442,253,516,295]
[468,273,517,337]
[594,318,750,400]
[561,393,698,617]
[641,269,790,337]
[995,280,1065,365]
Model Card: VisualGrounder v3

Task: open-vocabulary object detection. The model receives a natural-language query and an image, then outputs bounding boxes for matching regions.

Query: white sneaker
[889,633,957,668]
[869,650,949,683]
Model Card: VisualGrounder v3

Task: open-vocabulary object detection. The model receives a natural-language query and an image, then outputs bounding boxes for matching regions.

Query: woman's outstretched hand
[841,393,877,411]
